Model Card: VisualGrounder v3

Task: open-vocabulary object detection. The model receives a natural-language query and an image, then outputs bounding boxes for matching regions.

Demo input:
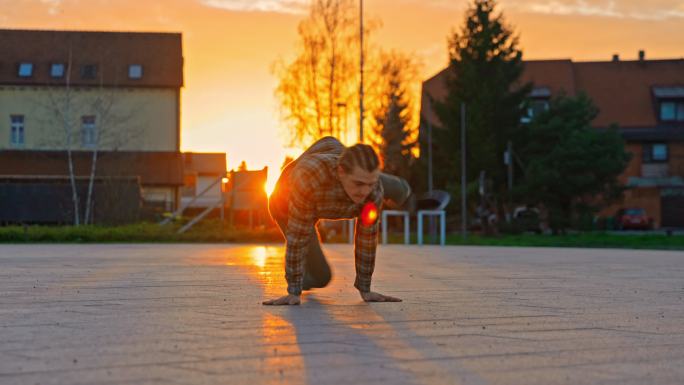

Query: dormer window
[128,64,143,79]
[521,87,551,123]
[659,101,684,121]
[18,63,33,78]
[653,87,684,122]
[81,64,98,79]
[50,63,65,78]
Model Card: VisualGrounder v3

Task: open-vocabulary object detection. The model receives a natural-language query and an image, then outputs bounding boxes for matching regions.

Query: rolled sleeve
[284,168,317,295]
[353,185,384,293]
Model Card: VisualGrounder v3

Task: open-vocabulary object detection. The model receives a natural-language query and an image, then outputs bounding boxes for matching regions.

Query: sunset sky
[2,0,683,189]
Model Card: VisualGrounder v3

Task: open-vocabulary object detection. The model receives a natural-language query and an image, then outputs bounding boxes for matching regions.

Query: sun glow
[265,178,277,196]
[264,159,288,197]
[250,246,268,268]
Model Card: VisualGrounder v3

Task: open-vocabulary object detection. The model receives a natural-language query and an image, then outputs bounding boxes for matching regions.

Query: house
[0,150,183,224]
[226,167,269,228]
[421,52,684,228]
[166,163,269,230]
[181,152,227,210]
[0,29,212,224]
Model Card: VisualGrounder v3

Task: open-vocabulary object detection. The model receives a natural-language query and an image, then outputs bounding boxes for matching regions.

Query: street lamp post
[425,95,434,193]
[359,0,364,143]
[461,102,467,240]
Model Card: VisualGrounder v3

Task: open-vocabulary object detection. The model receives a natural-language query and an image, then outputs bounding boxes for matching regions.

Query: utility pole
[506,140,513,191]
[505,140,514,223]
[427,118,433,192]
[359,0,364,143]
[425,97,435,241]
[461,102,467,240]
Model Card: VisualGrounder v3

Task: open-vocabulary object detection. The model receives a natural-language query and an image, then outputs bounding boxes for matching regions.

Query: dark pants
[272,172,411,290]
[273,215,332,289]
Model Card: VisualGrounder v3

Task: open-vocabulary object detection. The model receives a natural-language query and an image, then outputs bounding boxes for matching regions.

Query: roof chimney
[612,54,620,62]
[639,50,645,61]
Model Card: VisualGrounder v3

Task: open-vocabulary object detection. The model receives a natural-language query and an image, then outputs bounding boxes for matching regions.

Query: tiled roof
[422,57,684,129]
[0,29,183,88]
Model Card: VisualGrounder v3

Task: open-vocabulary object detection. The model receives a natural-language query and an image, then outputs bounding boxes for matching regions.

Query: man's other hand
[262,294,301,306]
[360,291,402,302]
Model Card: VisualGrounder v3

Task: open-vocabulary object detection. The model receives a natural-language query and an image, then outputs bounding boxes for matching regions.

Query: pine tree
[430,0,531,209]
[371,51,418,180]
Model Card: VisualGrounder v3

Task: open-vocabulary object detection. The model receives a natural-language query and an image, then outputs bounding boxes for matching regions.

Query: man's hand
[262,294,301,306]
[360,291,402,302]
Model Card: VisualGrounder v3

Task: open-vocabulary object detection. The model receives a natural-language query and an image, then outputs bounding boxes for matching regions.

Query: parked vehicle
[615,208,654,230]
[512,206,542,234]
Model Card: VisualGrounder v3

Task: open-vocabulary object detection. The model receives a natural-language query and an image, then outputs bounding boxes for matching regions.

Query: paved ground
[1,243,683,385]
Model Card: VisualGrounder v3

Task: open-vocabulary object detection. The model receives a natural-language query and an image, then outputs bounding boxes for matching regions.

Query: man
[264,136,411,306]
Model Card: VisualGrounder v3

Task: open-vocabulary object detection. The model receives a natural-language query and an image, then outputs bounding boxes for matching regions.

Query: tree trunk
[66,146,80,226]
[328,44,336,138]
[84,148,99,225]
[64,49,80,226]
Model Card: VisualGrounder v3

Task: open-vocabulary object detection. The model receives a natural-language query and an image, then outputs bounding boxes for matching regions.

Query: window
[128,64,143,79]
[18,63,33,78]
[81,64,98,79]
[50,63,65,78]
[521,99,549,123]
[10,115,25,146]
[643,143,668,163]
[81,116,97,147]
[530,100,550,117]
[652,144,668,161]
[659,100,684,121]
[625,208,645,216]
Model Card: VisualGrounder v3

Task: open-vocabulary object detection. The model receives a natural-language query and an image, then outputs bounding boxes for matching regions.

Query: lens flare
[361,202,378,226]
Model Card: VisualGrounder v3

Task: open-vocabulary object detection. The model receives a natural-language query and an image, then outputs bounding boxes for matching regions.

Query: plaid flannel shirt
[269,137,384,295]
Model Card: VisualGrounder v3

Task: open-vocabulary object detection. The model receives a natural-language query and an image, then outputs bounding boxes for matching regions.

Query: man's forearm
[353,231,377,293]
[285,241,306,295]
[353,244,376,293]
[284,199,314,296]
[354,276,372,293]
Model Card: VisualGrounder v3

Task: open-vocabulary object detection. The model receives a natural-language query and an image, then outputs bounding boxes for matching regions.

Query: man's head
[336,143,381,204]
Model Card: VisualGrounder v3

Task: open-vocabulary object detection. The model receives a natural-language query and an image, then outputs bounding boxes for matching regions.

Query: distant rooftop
[422,54,684,129]
[0,29,183,88]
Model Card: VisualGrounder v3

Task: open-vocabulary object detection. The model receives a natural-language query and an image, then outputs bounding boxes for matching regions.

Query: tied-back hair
[338,143,381,173]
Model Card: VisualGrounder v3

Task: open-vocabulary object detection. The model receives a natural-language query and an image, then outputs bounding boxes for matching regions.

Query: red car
[615,208,654,230]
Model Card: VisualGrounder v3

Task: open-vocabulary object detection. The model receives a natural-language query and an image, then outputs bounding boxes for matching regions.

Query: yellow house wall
[0,86,178,151]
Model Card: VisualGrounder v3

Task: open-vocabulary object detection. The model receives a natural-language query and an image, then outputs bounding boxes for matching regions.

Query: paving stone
[1,243,683,384]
